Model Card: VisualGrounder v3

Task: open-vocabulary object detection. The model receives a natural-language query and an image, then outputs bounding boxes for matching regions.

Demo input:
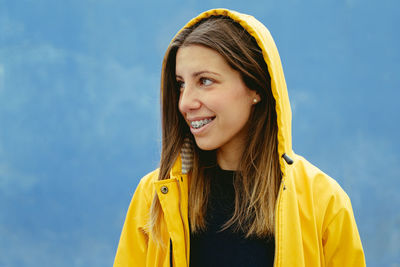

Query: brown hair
[150,16,281,241]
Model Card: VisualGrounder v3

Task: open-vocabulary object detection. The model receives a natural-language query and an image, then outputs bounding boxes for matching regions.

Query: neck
[216,143,244,171]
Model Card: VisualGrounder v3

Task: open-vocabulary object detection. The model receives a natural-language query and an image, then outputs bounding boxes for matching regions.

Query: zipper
[176,177,189,266]
[273,178,285,267]
[170,239,173,267]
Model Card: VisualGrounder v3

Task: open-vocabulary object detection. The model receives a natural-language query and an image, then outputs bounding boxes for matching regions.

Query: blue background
[0,0,399,266]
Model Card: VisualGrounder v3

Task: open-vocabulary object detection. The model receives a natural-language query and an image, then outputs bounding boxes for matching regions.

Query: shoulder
[291,154,348,197]
[136,169,160,192]
[290,154,352,223]
[282,155,365,266]
[121,169,160,229]
[124,168,159,220]
[132,168,160,205]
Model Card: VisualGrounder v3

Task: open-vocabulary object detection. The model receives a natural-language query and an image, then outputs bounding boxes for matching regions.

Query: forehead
[175,45,231,76]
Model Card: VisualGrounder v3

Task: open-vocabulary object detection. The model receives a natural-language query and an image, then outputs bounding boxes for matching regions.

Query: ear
[252,93,261,104]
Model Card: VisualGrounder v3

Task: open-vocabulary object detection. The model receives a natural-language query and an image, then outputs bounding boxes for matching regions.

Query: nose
[178,83,201,114]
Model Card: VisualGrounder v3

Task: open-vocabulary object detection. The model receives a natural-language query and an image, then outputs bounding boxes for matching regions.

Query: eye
[177,80,185,91]
[200,78,213,86]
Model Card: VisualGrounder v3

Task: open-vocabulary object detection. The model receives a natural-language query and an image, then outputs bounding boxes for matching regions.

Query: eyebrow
[176,70,221,79]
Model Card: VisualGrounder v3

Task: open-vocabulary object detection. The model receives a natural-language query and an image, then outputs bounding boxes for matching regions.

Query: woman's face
[176,45,259,154]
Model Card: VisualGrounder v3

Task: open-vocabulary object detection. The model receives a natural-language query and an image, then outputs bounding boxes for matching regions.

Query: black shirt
[190,166,275,267]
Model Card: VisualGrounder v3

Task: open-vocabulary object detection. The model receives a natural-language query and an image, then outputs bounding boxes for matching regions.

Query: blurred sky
[0,0,399,266]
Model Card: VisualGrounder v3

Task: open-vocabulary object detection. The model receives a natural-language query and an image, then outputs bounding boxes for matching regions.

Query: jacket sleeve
[114,176,152,267]
[322,193,366,267]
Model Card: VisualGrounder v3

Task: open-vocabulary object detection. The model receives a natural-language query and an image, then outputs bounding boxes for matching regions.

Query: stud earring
[253,98,258,103]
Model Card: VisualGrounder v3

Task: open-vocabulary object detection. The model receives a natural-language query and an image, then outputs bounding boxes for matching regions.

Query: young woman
[114,8,366,267]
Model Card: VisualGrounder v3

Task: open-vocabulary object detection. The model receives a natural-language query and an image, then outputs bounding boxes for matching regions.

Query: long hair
[150,16,281,241]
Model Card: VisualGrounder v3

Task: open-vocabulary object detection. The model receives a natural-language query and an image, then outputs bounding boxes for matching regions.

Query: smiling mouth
[190,117,215,129]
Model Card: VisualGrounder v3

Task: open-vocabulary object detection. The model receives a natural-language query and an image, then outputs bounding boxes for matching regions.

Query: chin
[194,138,219,151]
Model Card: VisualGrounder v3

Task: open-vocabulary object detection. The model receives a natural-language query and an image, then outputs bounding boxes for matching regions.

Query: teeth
[191,118,213,129]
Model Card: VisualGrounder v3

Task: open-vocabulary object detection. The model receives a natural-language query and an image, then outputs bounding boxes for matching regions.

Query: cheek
[222,87,253,115]
[218,97,252,124]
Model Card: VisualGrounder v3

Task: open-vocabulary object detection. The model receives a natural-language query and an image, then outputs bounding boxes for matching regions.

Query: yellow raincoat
[114,8,366,267]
